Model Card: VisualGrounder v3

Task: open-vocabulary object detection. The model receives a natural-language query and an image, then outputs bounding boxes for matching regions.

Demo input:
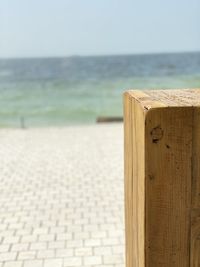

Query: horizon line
[0,49,200,60]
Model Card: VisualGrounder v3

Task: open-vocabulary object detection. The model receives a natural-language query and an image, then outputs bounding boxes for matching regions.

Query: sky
[0,0,199,58]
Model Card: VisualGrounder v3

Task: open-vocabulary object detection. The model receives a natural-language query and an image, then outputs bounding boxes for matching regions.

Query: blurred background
[0,0,200,127]
[0,1,200,267]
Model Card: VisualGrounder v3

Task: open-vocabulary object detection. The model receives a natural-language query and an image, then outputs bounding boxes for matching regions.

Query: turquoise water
[0,52,200,127]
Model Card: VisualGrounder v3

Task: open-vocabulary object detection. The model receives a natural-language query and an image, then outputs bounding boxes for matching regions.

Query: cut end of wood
[125,88,200,111]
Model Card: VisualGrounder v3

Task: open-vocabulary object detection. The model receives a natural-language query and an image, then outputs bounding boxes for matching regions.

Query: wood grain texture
[145,107,192,267]
[124,89,200,267]
[191,210,200,267]
[191,109,200,267]
[124,92,134,267]
[124,92,145,267]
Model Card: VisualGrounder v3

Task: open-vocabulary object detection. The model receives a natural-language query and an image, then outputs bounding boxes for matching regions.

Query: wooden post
[124,89,200,267]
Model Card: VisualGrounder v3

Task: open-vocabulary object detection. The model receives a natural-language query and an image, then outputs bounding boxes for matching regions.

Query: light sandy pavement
[0,124,124,267]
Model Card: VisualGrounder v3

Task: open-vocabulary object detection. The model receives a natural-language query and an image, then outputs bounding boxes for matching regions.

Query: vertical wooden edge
[124,92,134,267]
[191,107,200,267]
[124,91,146,267]
[134,99,146,267]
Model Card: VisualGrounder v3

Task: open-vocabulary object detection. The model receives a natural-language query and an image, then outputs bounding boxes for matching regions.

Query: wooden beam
[124,89,200,267]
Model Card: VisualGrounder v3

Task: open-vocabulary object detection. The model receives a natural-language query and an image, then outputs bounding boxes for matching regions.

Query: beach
[0,123,124,267]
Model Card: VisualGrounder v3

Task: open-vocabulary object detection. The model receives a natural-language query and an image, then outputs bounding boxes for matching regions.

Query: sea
[0,52,200,127]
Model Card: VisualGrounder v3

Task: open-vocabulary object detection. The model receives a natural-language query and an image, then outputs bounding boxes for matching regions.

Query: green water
[0,53,200,127]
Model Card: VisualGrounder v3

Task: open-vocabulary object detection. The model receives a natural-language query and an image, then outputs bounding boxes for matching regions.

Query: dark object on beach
[96,116,123,123]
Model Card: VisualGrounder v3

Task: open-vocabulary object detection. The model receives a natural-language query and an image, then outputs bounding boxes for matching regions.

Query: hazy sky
[0,0,199,58]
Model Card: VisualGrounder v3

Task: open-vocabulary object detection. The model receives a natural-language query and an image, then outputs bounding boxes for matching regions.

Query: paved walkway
[0,124,124,267]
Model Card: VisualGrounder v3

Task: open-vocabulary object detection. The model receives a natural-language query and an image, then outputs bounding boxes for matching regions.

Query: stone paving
[0,124,124,267]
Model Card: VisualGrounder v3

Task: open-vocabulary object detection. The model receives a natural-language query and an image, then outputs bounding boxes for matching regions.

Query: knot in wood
[150,126,163,143]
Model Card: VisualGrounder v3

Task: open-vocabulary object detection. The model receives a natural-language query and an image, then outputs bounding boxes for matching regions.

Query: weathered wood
[124,89,200,267]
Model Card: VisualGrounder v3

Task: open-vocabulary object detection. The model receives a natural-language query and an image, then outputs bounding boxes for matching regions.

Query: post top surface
[126,89,200,110]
